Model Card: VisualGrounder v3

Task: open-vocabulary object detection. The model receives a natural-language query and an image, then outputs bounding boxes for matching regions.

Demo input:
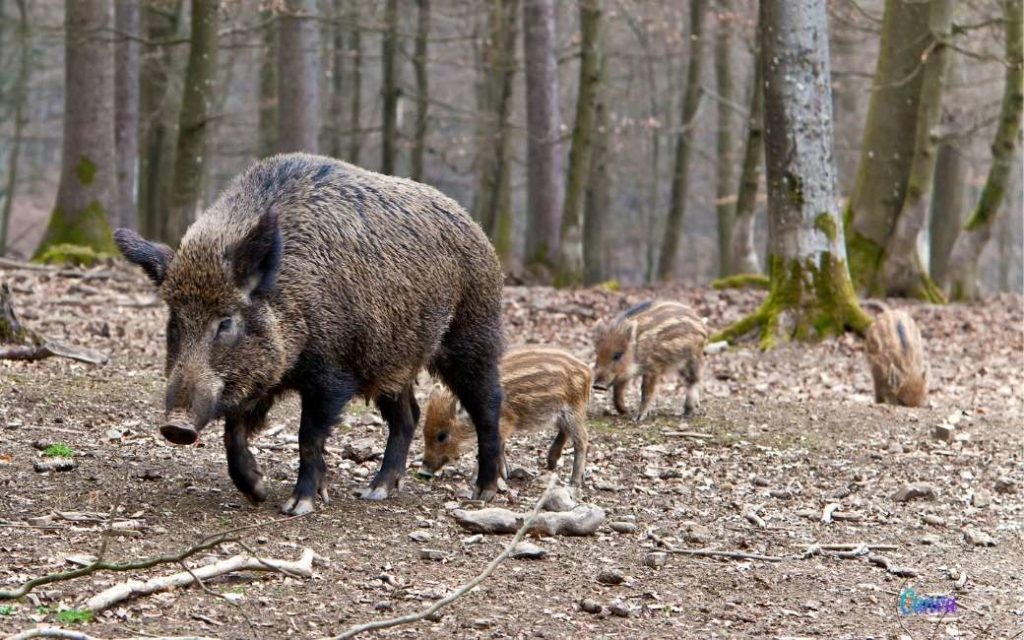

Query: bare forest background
[0,0,1020,295]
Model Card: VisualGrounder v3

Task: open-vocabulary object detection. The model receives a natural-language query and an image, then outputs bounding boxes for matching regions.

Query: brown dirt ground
[1,263,1022,640]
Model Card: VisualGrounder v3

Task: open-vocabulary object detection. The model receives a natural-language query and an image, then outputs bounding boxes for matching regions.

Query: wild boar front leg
[282,374,355,516]
[224,401,272,504]
[362,383,417,500]
[611,382,629,415]
[546,429,567,471]
[635,372,660,422]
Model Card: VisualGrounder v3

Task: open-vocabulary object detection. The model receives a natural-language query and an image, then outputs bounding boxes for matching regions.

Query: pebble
[374,601,393,612]
[609,521,638,534]
[972,489,993,508]
[892,482,937,502]
[995,477,1019,494]
[541,486,578,512]
[932,424,956,442]
[963,527,996,547]
[462,534,483,545]
[596,568,624,585]
[642,552,667,568]
[470,618,494,630]
[409,530,432,543]
[580,599,603,614]
[419,549,445,561]
[608,601,632,617]
[512,542,547,560]
[921,513,945,527]
[680,521,711,543]
[919,534,942,545]
[886,441,904,454]
[33,458,76,473]
[342,438,381,463]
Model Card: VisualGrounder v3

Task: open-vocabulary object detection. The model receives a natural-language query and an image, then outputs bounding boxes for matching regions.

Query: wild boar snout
[161,362,224,444]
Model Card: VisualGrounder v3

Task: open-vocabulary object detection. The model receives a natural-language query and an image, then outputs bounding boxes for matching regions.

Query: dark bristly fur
[864,303,928,407]
[115,153,505,515]
[420,347,591,488]
[592,300,708,421]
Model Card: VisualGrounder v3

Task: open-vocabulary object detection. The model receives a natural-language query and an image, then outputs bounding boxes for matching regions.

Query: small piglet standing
[592,300,707,421]
[864,303,928,407]
[419,346,591,488]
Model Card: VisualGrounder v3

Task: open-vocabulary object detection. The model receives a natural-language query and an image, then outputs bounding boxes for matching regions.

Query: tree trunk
[716,0,869,348]
[380,0,399,174]
[657,0,707,281]
[730,42,764,275]
[0,0,29,254]
[258,12,278,158]
[328,0,346,159]
[137,0,184,241]
[278,0,321,154]
[410,0,431,182]
[347,1,362,164]
[522,0,564,273]
[114,0,140,231]
[555,0,601,287]
[714,1,734,277]
[844,0,932,293]
[35,0,118,257]
[877,0,955,301]
[165,0,219,243]
[944,0,1023,301]
[928,59,968,285]
[472,0,519,264]
[583,64,610,285]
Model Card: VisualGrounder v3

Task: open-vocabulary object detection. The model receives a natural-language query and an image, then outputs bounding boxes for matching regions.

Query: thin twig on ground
[328,474,560,640]
[646,529,787,562]
[5,629,219,640]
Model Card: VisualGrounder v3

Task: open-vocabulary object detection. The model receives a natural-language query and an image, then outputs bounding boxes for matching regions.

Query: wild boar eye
[437,432,449,443]
[612,351,623,361]
[217,317,234,336]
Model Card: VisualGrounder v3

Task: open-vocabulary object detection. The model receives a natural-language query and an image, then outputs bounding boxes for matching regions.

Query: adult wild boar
[115,153,505,515]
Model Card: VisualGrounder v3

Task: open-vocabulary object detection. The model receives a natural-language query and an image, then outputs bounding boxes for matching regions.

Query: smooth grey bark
[411,0,431,181]
[328,0,346,159]
[730,49,764,275]
[114,0,140,230]
[259,12,278,158]
[714,0,735,276]
[36,0,118,255]
[583,76,610,285]
[555,0,601,287]
[166,0,219,243]
[347,0,362,164]
[657,0,707,281]
[928,140,967,285]
[277,0,321,154]
[522,0,564,271]
[0,0,29,254]
[380,0,398,173]
[716,0,870,345]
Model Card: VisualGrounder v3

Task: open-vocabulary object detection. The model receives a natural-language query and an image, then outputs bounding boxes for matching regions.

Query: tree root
[710,273,770,290]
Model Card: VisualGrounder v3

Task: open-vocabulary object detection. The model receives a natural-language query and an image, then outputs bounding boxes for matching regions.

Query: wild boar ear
[233,211,282,298]
[592,318,609,340]
[628,321,638,345]
[114,228,174,287]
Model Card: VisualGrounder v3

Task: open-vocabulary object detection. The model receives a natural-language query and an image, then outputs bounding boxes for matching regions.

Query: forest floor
[0,262,1021,640]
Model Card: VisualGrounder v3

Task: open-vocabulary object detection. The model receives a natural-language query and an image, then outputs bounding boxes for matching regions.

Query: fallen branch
[0,341,108,364]
[328,474,559,640]
[661,431,715,439]
[6,629,218,640]
[85,548,315,612]
[0,257,54,271]
[647,529,786,562]
[799,543,897,552]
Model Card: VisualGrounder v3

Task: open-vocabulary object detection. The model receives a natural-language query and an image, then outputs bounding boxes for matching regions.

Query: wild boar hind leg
[281,373,357,516]
[361,383,418,500]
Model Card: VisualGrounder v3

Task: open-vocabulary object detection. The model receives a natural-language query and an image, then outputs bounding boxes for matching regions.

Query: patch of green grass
[42,443,74,458]
[55,608,93,624]
[0,604,14,615]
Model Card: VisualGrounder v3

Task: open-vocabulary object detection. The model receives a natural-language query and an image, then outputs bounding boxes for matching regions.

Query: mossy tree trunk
[165,0,219,244]
[928,59,968,285]
[114,0,140,231]
[944,0,1023,301]
[844,0,932,294]
[729,41,764,276]
[0,0,29,254]
[877,0,955,302]
[410,0,431,182]
[347,1,362,164]
[258,11,278,158]
[278,0,320,155]
[472,0,519,266]
[716,0,870,348]
[714,1,735,277]
[522,0,564,273]
[380,0,398,174]
[656,0,707,282]
[137,0,184,242]
[36,0,118,257]
[555,0,601,287]
[583,63,610,285]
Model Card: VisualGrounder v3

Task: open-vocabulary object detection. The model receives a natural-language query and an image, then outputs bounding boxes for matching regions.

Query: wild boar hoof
[318,487,330,505]
[473,486,498,502]
[160,423,198,445]
[243,480,268,504]
[632,412,648,424]
[280,495,316,516]
[358,486,390,501]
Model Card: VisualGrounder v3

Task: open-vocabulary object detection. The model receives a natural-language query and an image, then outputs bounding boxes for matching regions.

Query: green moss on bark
[34,200,117,260]
[75,156,97,186]
[711,273,770,290]
[846,229,884,294]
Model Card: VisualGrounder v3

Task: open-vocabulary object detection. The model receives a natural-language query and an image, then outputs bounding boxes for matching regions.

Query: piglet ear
[628,321,638,344]
[114,228,174,287]
[592,318,609,340]
[232,212,282,298]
